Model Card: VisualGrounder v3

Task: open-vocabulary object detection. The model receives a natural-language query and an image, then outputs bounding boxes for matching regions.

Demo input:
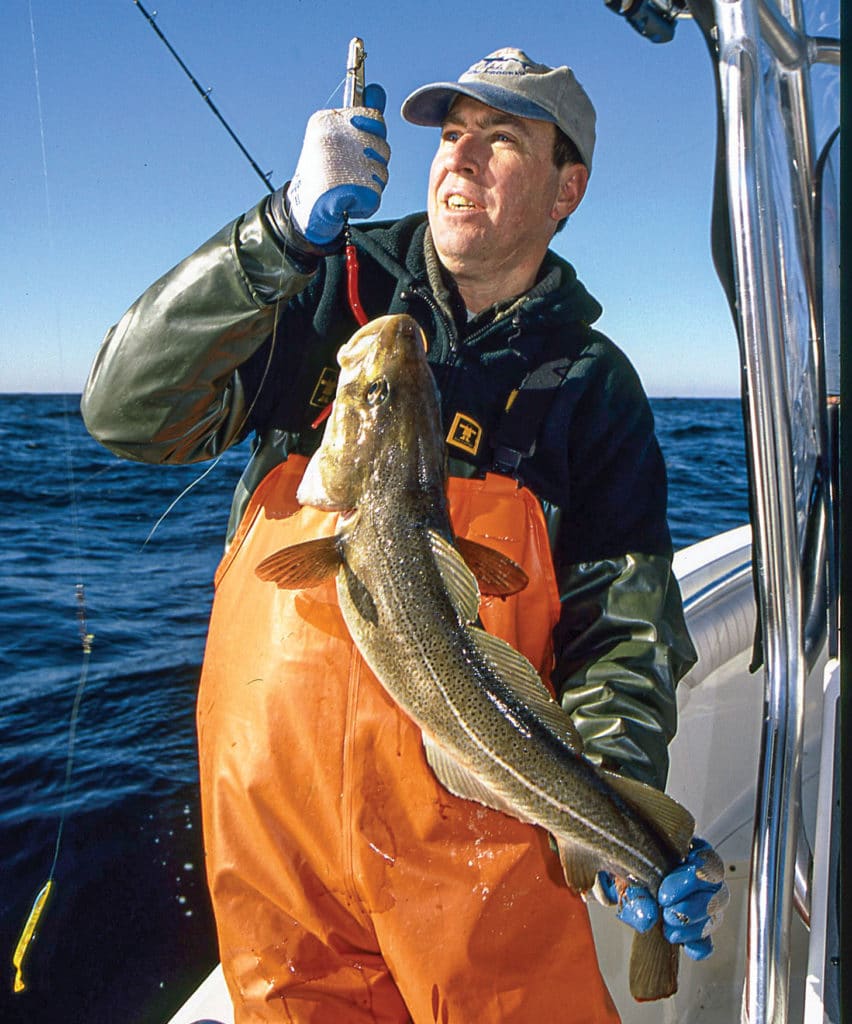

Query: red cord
[310,402,334,429]
[312,235,367,429]
[345,240,368,327]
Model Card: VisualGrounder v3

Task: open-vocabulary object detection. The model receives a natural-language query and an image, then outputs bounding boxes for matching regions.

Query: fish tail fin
[629,919,679,1002]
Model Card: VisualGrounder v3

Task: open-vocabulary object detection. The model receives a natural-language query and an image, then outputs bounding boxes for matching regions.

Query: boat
[167,1,842,1021]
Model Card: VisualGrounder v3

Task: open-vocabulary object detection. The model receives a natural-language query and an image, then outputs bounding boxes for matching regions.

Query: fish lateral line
[427,692,672,884]
[391,609,672,883]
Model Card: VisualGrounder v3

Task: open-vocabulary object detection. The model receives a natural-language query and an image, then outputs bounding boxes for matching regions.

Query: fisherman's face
[427,97,587,285]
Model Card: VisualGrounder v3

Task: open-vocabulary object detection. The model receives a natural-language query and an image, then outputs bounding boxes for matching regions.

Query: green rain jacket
[81,198,696,790]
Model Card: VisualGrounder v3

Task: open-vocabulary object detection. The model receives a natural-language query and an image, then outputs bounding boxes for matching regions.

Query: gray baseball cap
[401,47,596,171]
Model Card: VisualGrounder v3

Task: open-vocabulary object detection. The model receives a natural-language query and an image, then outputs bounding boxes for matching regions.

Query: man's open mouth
[446,194,477,210]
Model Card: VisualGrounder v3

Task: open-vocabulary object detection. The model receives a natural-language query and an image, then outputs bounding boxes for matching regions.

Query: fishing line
[141,455,224,548]
[138,320,282,544]
[324,75,349,108]
[13,0,96,996]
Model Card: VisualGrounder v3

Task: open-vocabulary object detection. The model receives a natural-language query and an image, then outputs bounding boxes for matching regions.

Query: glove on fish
[596,837,730,960]
[285,83,390,246]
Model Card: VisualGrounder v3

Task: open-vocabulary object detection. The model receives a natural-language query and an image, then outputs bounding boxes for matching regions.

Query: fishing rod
[136,0,371,339]
[129,24,368,525]
[132,0,275,193]
[341,37,369,329]
[132,1,368,425]
[311,37,369,430]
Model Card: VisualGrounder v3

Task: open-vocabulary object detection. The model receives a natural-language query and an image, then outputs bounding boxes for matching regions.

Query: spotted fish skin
[257,314,695,1001]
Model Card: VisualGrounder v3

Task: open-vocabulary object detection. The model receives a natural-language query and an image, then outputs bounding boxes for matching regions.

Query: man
[83,48,726,1023]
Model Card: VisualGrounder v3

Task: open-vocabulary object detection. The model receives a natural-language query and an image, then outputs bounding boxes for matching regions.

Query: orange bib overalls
[197,456,619,1023]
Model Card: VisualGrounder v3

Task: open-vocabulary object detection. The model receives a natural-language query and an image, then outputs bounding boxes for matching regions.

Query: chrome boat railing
[710,1,839,1020]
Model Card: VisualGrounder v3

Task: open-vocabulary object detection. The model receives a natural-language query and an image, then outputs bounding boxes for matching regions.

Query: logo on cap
[464,49,543,77]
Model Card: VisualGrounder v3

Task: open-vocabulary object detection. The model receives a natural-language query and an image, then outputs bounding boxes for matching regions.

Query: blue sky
[0,1,792,395]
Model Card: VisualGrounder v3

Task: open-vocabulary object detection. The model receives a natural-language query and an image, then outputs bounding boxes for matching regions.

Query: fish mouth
[337,315,425,369]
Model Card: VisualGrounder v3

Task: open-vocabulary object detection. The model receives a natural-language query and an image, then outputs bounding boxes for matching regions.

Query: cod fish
[256,314,695,1001]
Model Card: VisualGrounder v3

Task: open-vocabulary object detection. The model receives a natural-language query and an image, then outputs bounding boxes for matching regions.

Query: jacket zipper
[399,283,459,357]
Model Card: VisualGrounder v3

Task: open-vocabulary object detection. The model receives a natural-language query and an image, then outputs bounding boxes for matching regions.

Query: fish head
[298,315,446,511]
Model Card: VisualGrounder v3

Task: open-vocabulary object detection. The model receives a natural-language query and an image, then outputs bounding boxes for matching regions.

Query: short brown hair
[552,127,585,234]
[553,128,584,170]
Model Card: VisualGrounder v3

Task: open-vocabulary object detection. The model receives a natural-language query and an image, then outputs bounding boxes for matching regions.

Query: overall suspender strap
[490,326,586,478]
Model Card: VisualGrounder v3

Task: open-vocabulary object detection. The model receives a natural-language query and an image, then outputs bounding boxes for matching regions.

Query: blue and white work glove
[596,837,730,960]
[286,83,390,246]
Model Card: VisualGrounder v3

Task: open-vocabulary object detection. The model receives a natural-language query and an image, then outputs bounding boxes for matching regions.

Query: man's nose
[443,134,482,175]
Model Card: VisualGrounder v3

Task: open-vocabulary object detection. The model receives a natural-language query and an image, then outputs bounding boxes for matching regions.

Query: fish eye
[366,378,389,406]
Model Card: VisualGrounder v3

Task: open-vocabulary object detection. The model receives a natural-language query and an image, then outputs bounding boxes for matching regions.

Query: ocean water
[0,394,748,1024]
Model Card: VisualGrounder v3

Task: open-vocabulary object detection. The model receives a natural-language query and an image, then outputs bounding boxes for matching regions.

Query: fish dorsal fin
[555,837,600,894]
[428,529,481,622]
[255,536,343,589]
[599,768,695,860]
[422,734,529,820]
[470,627,585,756]
[454,538,529,596]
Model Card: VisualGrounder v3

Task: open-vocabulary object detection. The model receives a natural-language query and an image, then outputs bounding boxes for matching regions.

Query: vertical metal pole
[711,2,808,1021]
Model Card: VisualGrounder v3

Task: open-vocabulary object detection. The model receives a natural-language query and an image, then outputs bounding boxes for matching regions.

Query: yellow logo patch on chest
[446,413,483,455]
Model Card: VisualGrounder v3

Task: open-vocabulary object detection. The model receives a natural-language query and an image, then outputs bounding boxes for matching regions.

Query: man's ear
[552,163,589,222]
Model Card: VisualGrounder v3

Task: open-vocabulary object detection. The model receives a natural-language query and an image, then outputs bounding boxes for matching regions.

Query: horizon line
[0,390,744,401]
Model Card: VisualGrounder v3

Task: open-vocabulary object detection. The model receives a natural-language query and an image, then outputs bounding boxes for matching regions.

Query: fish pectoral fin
[427,529,481,622]
[629,919,679,1002]
[599,769,695,861]
[422,734,525,819]
[255,536,343,589]
[471,628,585,756]
[454,538,529,597]
[554,837,600,894]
